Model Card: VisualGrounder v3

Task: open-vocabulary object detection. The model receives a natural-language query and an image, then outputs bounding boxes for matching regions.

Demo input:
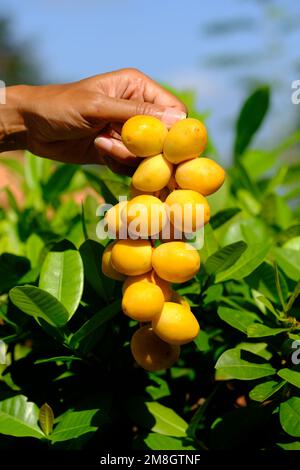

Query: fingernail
[161,108,187,127]
[94,136,113,152]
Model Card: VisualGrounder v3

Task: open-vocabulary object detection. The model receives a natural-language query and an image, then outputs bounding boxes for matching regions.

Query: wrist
[0,85,29,152]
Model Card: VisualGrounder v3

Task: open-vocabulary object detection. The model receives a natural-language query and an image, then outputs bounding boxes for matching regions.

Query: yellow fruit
[131,326,180,371]
[104,201,127,237]
[163,118,207,164]
[111,239,152,276]
[152,241,200,283]
[102,242,125,281]
[132,154,173,192]
[152,302,200,345]
[122,282,164,321]
[122,271,172,301]
[165,190,210,232]
[175,157,225,195]
[171,291,191,310]
[124,195,167,237]
[121,115,168,157]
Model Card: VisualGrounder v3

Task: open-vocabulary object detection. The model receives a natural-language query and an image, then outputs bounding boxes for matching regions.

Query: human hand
[2,69,187,174]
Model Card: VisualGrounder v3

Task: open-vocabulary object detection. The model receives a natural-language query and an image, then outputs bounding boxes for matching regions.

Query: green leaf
[273,247,300,281]
[34,356,82,365]
[198,223,219,262]
[277,441,300,450]
[217,306,260,333]
[0,395,45,439]
[43,164,78,202]
[234,86,270,159]
[79,239,113,302]
[236,342,272,360]
[9,286,70,327]
[69,300,121,352]
[25,234,45,268]
[0,253,30,295]
[249,380,286,402]
[146,376,171,401]
[215,348,276,380]
[278,369,300,388]
[139,433,195,450]
[39,247,84,316]
[51,409,100,443]
[146,402,188,437]
[194,330,210,352]
[206,241,247,275]
[247,324,289,338]
[280,397,300,437]
[39,403,54,436]
[210,208,241,230]
[286,279,300,314]
[216,243,271,283]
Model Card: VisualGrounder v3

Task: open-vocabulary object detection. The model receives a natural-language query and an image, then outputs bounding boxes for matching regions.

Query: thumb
[98,95,186,127]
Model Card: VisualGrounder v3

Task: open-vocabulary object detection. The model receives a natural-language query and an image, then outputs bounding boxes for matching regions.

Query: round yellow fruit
[130,326,180,371]
[163,118,207,164]
[124,195,167,237]
[152,302,199,345]
[175,157,225,196]
[121,115,168,157]
[104,201,127,237]
[132,154,173,192]
[102,242,125,281]
[152,241,200,283]
[165,189,210,232]
[122,282,164,321]
[111,239,152,276]
[122,271,172,301]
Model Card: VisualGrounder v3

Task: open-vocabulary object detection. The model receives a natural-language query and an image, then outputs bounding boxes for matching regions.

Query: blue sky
[2,0,300,162]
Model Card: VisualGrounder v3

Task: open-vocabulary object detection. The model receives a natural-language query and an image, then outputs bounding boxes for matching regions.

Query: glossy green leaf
[146,402,188,437]
[277,441,300,450]
[280,397,300,437]
[234,86,270,159]
[278,369,300,388]
[217,306,260,333]
[0,395,45,439]
[216,243,271,283]
[273,247,300,281]
[39,248,84,316]
[247,324,289,338]
[215,348,276,380]
[39,403,54,436]
[249,380,286,402]
[9,286,69,327]
[206,241,247,275]
[51,409,100,443]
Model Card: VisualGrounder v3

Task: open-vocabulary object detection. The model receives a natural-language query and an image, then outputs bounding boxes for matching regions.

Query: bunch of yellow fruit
[101,115,225,371]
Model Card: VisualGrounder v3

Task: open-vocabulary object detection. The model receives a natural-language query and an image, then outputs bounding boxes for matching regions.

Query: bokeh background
[0,0,300,163]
